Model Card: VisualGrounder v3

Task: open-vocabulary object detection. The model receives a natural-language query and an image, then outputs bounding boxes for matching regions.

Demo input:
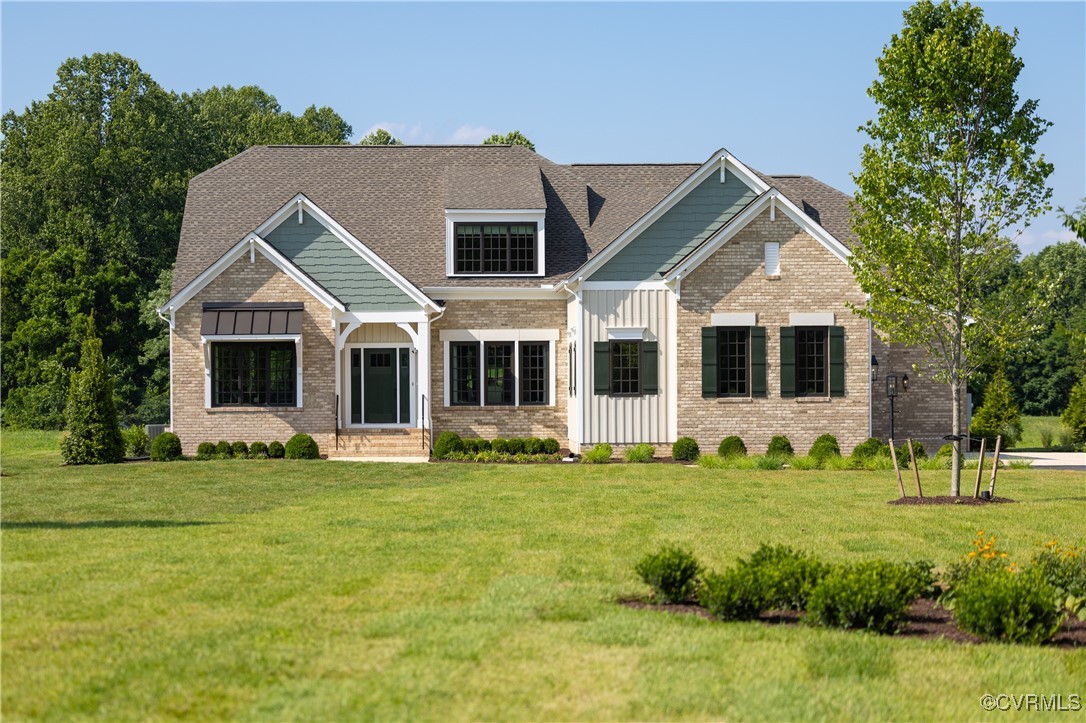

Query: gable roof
[173,145,855,296]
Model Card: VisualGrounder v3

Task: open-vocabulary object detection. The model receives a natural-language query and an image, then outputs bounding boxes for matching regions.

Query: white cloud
[1013,226,1077,255]
[447,124,495,145]
[360,122,433,144]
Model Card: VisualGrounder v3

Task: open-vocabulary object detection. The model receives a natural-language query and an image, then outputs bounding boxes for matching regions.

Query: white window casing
[439,328,559,407]
[202,334,303,409]
[606,327,647,341]
[710,312,757,327]
[789,312,835,326]
[444,209,547,278]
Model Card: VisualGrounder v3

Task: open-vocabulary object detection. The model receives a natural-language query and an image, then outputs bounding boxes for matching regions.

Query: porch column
[417,317,431,430]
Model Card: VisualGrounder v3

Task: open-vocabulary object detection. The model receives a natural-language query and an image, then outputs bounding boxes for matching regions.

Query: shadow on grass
[2,520,222,530]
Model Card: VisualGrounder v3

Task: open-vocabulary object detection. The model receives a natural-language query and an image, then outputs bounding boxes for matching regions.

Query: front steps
[326,427,431,460]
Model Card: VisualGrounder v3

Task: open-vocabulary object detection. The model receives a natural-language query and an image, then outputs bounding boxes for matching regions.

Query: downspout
[560,279,584,452]
[156,307,175,432]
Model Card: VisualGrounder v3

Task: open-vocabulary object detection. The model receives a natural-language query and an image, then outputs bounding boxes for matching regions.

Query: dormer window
[445,210,546,277]
[454,223,537,274]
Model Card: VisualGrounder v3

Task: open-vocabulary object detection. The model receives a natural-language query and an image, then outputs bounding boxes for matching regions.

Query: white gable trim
[256,193,440,313]
[566,148,770,285]
[662,190,851,283]
[160,233,346,315]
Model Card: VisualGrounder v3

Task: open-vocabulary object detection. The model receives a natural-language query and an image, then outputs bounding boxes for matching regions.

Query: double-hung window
[211,342,296,407]
[454,223,537,274]
[447,338,552,406]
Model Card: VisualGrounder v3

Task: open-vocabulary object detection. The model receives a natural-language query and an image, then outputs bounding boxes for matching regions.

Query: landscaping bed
[889,495,1015,506]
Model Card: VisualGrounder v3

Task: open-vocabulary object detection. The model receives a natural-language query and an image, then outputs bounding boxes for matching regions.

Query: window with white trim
[454,223,538,275]
[211,342,296,407]
[444,336,554,407]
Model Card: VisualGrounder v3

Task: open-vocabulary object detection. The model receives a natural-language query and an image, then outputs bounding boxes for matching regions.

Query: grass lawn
[3,431,1084,720]
[1015,414,1074,450]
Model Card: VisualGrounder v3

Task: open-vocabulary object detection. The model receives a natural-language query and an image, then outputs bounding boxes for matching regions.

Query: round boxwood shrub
[766,435,794,457]
[231,440,250,458]
[122,425,150,457]
[525,437,545,455]
[196,441,216,459]
[268,440,285,459]
[672,436,700,461]
[699,566,765,621]
[460,437,491,455]
[953,566,1062,645]
[215,440,232,457]
[808,434,841,462]
[284,433,320,460]
[542,438,560,455]
[250,441,269,458]
[433,431,463,459]
[718,435,747,458]
[806,560,927,634]
[851,437,888,460]
[505,438,527,455]
[150,432,183,462]
[635,545,702,603]
[491,438,509,454]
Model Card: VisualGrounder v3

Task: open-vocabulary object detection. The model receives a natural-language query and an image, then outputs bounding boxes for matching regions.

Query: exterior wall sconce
[871,355,879,382]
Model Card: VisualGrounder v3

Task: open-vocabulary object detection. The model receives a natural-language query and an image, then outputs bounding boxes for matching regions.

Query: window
[717,327,750,397]
[610,341,642,396]
[485,342,514,405]
[521,342,549,405]
[450,342,480,405]
[445,337,554,406]
[795,327,827,396]
[212,342,295,407]
[454,223,537,274]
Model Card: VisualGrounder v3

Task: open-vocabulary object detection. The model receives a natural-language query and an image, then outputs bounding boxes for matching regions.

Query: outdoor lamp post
[886,374,898,440]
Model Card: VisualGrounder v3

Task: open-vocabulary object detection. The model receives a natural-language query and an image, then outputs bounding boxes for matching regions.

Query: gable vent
[765,241,781,277]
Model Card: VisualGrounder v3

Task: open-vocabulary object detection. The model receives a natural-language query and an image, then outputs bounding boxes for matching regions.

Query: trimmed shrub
[433,431,463,459]
[285,433,320,460]
[491,438,509,454]
[935,443,954,459]
[581,443,613,464]
[851,437,888,460]
[766,435,794,457]
[122,425,150,457]
[745,544,831,610]
[806,560,928,634]
[196,441,216,459]
[505,438,527,455]
[624,444,656,463]
[972,368,1023,447]
[717,435,747,458]
[699,566,765,621]
[542,438,560,455]
[150,432,183,462]
[808,434,840,462]
[60,332,125,465]
[954,567,1063,644]
[524,437,545,455]
[250,441,269,458]
[215,440,231,458]
[231,440,250,458]
[635,545,702,603]
[461,437,491,455]
[268,441,285,459]
[672,437,700,462]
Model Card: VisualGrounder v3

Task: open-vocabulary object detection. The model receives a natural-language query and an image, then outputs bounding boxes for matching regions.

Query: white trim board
[160,233,345,315]
[255,193,440,313]
[566,148,770,283]
[662,190,851,284]
[422,286,560,301]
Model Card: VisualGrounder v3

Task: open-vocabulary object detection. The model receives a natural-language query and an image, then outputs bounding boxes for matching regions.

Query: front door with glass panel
[349,347,411,425]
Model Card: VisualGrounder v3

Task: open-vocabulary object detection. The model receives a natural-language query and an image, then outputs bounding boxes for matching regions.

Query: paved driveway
[998,451,1085,471]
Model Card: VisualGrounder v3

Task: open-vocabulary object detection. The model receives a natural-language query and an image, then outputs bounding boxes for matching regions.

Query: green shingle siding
[589,173,757,281]
[264,212,419,311]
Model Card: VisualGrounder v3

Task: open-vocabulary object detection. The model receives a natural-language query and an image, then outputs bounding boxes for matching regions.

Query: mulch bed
[619,598,1086,648]
[888,495,1015,505]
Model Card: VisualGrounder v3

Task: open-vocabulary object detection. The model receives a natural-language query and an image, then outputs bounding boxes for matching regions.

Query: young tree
[61,322,125,464]
[849,0,1052,495]
[482,130,536,151]
[970,368,1023,447]
[358,128,403,145]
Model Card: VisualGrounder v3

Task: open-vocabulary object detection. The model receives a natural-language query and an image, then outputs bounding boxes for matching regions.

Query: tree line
[1,52,534,429]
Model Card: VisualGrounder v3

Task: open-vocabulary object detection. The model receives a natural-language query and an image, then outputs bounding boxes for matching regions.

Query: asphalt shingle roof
[172,145,854,298]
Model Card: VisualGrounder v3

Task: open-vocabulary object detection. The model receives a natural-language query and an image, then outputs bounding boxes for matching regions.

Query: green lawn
[3,431,1084,721]
[1015,414,1074,449]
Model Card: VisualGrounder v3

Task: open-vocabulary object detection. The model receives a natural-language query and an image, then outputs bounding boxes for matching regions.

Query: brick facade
[870,337,964,452]
[171,253,337,454]
[430,300,568,445]
[676,210,870,454]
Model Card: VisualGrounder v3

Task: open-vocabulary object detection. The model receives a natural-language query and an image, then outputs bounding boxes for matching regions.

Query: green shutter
[829,326,845,397]
[594,341,610,395]
[750,326,767,397]
[779,326,796,398]
[701,327,718,397]
[642,341,659,395]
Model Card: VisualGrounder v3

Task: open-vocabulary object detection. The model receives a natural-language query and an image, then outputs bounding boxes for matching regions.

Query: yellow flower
[978,530,985,536]
[968,551,977,559]
[1000,553,1008,558]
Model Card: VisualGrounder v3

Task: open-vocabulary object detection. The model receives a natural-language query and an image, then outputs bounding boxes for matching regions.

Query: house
[159,145,953,458]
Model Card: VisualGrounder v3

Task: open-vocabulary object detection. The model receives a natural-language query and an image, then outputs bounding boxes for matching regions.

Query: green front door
[363,348,398,424]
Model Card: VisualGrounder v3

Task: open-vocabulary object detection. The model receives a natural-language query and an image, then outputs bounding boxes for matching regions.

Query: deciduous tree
[482,130,535,151]
[849,1,1052,495]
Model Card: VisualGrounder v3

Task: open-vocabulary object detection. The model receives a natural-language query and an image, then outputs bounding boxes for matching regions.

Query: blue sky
[2,1,1083,254]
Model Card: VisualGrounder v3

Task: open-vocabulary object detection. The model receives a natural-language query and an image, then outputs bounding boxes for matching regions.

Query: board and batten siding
[580,288,672,445]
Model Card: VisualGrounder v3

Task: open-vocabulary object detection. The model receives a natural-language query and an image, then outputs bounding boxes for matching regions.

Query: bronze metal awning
[201,303,304,335]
